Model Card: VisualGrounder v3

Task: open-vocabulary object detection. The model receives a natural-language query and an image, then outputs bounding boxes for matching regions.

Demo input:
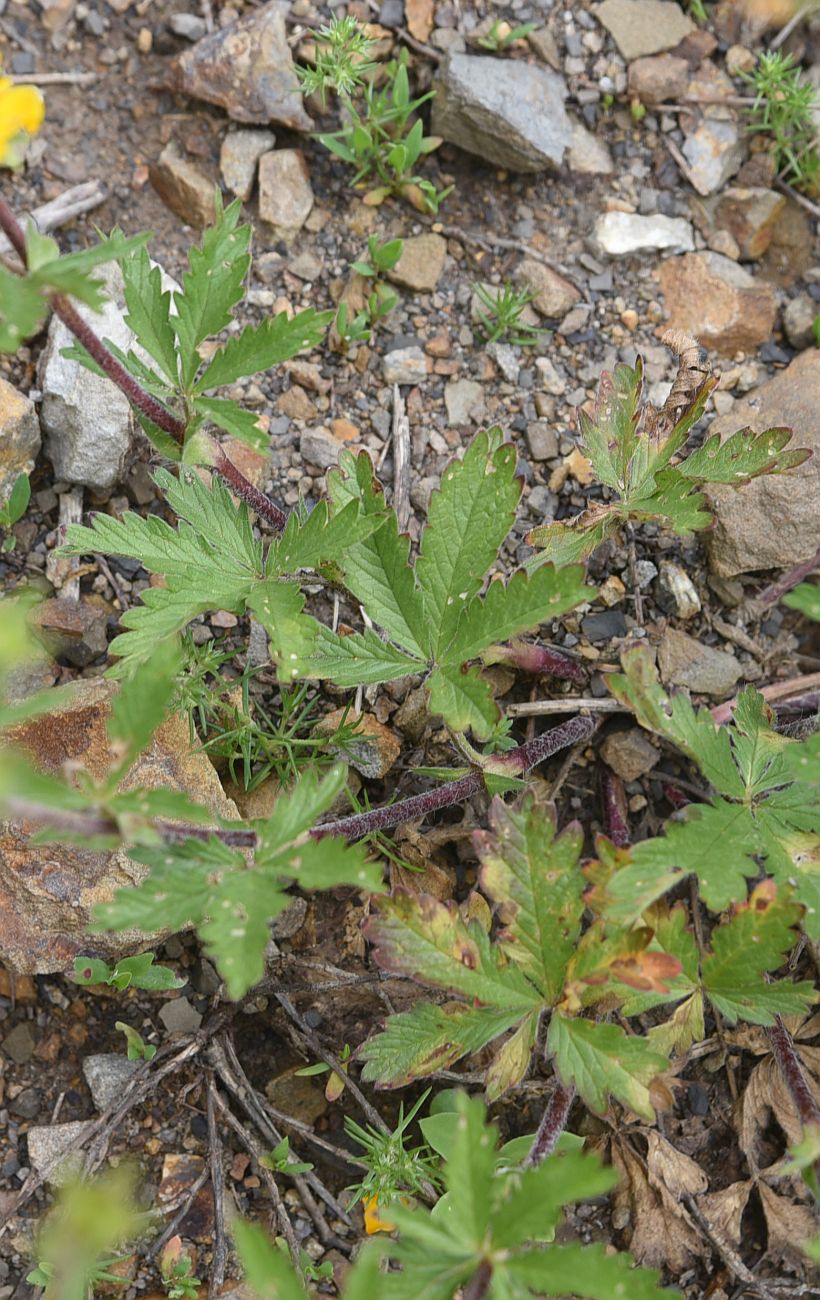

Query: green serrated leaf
[0,267,49,352]
[172,194,252,389]
[246,580,317,681]
[195,308,332,392]
[444,564,589,665]
[507,1242,671,1300]
[626,469,711,535]
[416,430,521,657]
[200,871,285,1000]
[232,1220,308,1300]
[426,662,498,738]
[269,499,382,576]
[547,1013,667,1120]
[120,245,179,384]
[492,1151,617,1250]
[309,624,423,687]
[526,513,614,568]
[475,797,584,1003]
[255,764,348,850]
[629,800,758,914]
[680,426,810,485]
[195,396,266,451]
[105,639,182,782]
[358,1002,523,1088]
[784,583,820,623]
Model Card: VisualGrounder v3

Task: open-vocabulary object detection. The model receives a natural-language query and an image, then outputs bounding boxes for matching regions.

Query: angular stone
[525,421,558,461]
[593,211,694,257]
[657,561,701,620]
[149,145,216,229]
[387,233,447,293]
[567,120,614,175]
[82,1053,139,1112]
[681,118,745,196]
[0,378,39,506]
[658,627,741,696]
[258,149,313,241]
[27,1121,94,1185]
[220,129,275,201]
[782,294,817,350]
[712,187,786,261]
[2,1021,36,1064]
[0,678,239,973]
[159,997,202,1035]
[29,598,109,669]
[445,377,485,425]
[627,54,689,104]
[600,729,659,781]
[170,0,311,130]
[658,252,776,356]
[39,267,135,492]
[299,427,343,471]
[518,259,580,319]
[594,0,694,59]
[432,54,571,173]
[319,708,400,780]
[705,350,820,577]
[383,347,427,386]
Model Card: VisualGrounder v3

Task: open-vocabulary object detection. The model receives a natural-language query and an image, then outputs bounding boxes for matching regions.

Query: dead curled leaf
[757,1181,819,1269]
[611,1139,707,1271]
[697,1180,753,1248]
[645,1130,708,1200]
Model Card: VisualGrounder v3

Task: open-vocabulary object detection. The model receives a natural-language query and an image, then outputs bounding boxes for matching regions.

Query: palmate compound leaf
[360,798,672,1112]
[194,307,333,392]
[605,647,820,934]
[315,438,589,736]
[95,765,381,999]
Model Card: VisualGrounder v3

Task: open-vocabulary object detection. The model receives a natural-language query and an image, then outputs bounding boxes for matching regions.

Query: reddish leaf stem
[767,1015,820,1132]
[462,1260,493,1300]
[524,1080,576,1168]
[748,545,820,614]
[211,443,287,532]
[600,767,630,848]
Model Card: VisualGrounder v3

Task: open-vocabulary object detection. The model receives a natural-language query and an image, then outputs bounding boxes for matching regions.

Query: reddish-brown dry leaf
[405,0,434,41]
[697,1180,753,1248]
[645,1131,708,1200]
[611,1140,706,1272]
[739,1056,805,1168]
[757,1181,818,1269]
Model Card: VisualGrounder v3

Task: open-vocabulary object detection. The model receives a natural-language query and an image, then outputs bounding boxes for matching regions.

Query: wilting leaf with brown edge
[757,1181,819,1269]
[697,1180,753,1248]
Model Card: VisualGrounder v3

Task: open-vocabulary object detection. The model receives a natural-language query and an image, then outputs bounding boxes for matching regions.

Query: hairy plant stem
[524,1080,576,1168]
[600,767,630,848]
[0,191,289,532]
[5,714,598,851]
[767,1014,820,1135]
[746,545,820,616]
[462,1260,493,1300]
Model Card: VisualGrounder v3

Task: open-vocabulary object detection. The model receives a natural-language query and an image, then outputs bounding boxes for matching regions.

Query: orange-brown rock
[658,251,776,356]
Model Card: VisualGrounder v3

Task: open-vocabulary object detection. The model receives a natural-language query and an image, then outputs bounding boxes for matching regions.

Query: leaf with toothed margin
[245,580,318,682]
[358,1002,524,1088]
[547,1013,668,1120]
[426,662,498,738]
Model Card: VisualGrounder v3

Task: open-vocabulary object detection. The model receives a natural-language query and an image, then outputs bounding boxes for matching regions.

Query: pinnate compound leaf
[426,662,498,738]
[119,244,179,384]
[630,800,757,914]
[172,193,252,387]
[310,624,423,687]
[245,580,317,681]
[679,426,810,485]
[475,796,584,1002]
[358,1002,525,1088]
[507,1242,671,1300]
[547,1013,668,1120]
[194,396,267,451]
[416,429,521,656]
[195,307,333,392]
[446,564,589,665]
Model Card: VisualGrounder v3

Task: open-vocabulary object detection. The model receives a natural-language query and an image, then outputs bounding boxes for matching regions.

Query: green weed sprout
[742,51,819,193]
[474,281,544,347]
[478,19,537,50]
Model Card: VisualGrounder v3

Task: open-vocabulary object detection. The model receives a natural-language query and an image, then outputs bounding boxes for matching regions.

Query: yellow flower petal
[0,82,45,165]
[363,1195,395,1235]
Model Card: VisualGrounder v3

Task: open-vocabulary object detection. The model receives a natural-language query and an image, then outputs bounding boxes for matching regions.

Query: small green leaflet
[679,426,811,484]
[605,647,820,935]
[361,796,671,1112]
[104,638,182,786]
[784,583,820,624]
[95,766,381,999]
[314,435,589,738]
[119,243,179,385]
[195,307,333,392]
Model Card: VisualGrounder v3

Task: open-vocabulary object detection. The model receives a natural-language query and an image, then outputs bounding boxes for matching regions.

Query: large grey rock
[83,1053,139,1111]
[170,0,311,130]
[594,0,694,59]
[432,54,571,173]
[445,378,485,426]
[38,269,135,491]
[27,1121,94,1185]
[220,129,275,201]
[593,211,694,257]
[658,628,742,697]
[682,118,745,196]
[706,350,820,577]
[0,377,40,505]
[0,678,239,973]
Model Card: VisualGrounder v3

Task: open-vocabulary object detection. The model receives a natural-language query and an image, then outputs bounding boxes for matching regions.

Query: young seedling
[299,18,452,213]
[349,234,403,327]
[159,1238,202,1300]
[344,1089,441,1228]
[0,472,30,552]
[741,50,819,192]
[527,332,810,567]
[473,281,544,347]
[478,19,538,51]
[72,951,185,992]
[116,1021,157,1061]
[260,1136,314,1177]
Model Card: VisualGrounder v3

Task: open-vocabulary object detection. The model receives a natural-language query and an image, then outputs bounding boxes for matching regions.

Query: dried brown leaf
[645,1131,708,1200]
[611,1140,707,1271]
[697,1180,753,1248]
[738,1056,804,1169]
[757,1181,819,1269]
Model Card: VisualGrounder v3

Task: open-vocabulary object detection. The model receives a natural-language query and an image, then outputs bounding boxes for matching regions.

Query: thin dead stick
[506,698,625,717]
[775,177,820,221]
[624,521,644,626]
[275,989,389,1134]
[524,1080,575,1167]
[745,546,820,617]
[0,181,107,256]
[207,1076,229,1296]
[151,1163,211,1258]
[45,486,84,599]
[711,672,820,725]
[392,382,411,532]
[210,1085,302,1266]
[685,1195,779,1300]
[10,70,98,85]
